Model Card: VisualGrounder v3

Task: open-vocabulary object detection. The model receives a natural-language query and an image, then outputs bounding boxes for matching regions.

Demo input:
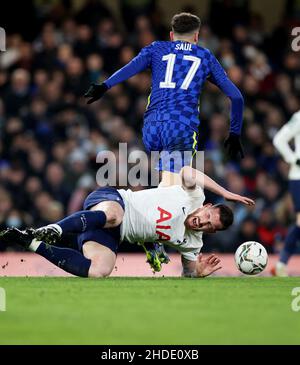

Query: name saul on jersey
[175,42,192,51]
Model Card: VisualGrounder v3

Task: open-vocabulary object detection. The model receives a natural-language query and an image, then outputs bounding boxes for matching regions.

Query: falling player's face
[185,204,224,233]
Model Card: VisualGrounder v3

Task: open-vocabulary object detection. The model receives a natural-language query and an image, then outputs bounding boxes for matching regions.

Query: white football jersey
[273,110,300,180]
[118,185,205,261]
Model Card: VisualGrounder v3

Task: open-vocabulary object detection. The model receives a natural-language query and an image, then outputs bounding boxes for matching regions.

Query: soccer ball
[235,241,268,275]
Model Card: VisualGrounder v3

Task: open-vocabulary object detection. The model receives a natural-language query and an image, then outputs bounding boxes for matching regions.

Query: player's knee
[91,201,124,227]
[89,267,111,278]
[106,209,123,227]
[88,258,112,278]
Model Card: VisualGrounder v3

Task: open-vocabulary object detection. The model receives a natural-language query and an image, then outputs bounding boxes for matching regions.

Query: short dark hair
[214,204,234,231]
[171,12,201,34]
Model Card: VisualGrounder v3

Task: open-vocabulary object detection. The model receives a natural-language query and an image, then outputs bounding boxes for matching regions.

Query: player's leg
[35,232,87,253]
[32,210,107,244]
[0,225,119,277]
[159,171,182,186]
[142,120,163,158]
[273,180,300,276]
[82,241,116,278]
[0,228,92,277]
[33,222,119,278]
[140,242,170,272]
[52,233,80,250]
[142,122,198,268]
[34,188,124,244]
[159,122,198,187]
[274,213,300,276]
[158,130,198,266]
[141,121,172,268]
[158,125,198,262]
[76,220,121,277]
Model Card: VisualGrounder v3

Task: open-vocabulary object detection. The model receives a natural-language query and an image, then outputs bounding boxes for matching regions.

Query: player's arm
[180,166,254,205]
[181,254,222,278]
[273,112,300,165]
[208,54,244,159]
[84,43,153,104]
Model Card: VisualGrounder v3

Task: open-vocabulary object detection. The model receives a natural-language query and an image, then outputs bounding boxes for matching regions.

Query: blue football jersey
[105,41,243,134]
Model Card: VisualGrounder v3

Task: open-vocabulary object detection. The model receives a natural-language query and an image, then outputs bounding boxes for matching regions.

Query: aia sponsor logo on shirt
[156,207,172,241]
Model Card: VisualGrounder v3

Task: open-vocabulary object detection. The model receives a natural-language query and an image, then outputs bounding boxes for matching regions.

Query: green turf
[0,277,300,345]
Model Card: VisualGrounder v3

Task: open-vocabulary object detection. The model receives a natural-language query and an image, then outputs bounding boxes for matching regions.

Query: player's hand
[224,132,244,160]
[195,254,222,277]
[84,83,108,104]
[223,191,255,206]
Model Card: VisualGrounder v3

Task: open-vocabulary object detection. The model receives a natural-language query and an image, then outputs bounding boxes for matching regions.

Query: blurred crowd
[0,0,300,253]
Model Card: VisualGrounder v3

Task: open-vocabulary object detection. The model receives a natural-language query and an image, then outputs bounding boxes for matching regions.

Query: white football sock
[28,238,42,252]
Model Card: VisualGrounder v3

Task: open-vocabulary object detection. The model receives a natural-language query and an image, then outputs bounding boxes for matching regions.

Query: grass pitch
[0,277,299,345]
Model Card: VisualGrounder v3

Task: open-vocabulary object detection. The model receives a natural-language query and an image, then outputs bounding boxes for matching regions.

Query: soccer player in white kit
[272,110,300,276]
[0,166,254,278]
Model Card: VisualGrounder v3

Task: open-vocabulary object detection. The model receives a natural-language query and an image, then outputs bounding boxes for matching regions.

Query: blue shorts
[77,187,125,254]
[142,121,198,173]
[289,180,300,212]
[83,187,125,211]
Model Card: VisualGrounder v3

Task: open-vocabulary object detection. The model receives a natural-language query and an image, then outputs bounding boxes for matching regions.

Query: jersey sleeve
[207,52,244,135]
[104,42,154,88]
[180,231,203,261]
[273,112,300,164]
[181,248,201,262]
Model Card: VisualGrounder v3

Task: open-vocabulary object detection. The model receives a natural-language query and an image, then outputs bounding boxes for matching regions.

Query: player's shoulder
[188,229,203,241]
[191,45,216,67]
[149,40,172,50]
[183,229,204,252]
[156,184,205,199]
[157,185,193,201]
[157,184,186,194]
[195,44,211,53]
[141,41,169,55]
[184,185,205,199]
[195,44,214,57]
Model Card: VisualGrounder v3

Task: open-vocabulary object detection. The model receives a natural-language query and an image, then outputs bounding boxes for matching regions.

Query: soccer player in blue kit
[84,13,245,271]
[84,12,245,185]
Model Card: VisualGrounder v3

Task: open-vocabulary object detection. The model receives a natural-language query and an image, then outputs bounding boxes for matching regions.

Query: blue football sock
[59,233,80,250]
[34,241,91,277]
[56,210,107,234]
[279,225,300,264]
